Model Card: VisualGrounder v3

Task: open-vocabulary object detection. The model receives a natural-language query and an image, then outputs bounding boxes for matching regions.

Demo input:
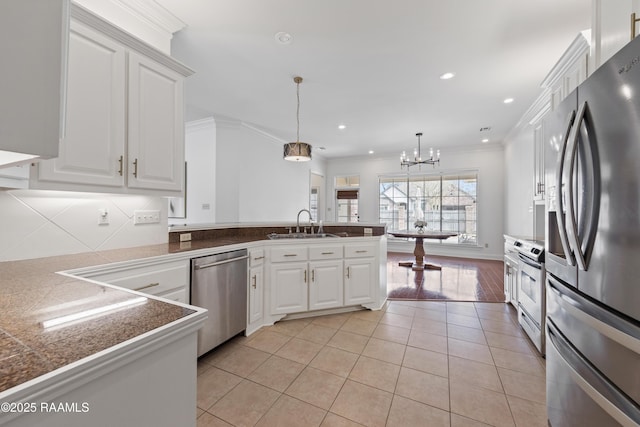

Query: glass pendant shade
[284,141,312,161]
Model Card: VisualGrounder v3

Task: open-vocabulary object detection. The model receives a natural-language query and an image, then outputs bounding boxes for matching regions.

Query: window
[379,172,478,245]
[335,175,359,223]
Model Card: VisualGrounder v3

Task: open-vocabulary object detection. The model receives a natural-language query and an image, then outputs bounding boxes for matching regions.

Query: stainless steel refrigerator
[544,35,640,426]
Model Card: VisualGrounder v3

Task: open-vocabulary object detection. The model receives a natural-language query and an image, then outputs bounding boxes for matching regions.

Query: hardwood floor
[386,252,505,302]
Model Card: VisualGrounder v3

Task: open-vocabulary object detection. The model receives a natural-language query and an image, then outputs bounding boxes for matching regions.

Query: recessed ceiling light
[482,138,489,143]
[338,124,346,130]
[368,150,374,154]
[440,72,455,80]
[274,32,293,45]
[503,97,514,104]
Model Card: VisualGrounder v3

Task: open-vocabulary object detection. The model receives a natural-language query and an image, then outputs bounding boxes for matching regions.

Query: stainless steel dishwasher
[191,249,248,357]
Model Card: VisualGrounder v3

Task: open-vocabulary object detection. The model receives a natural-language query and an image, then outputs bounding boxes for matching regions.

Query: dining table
[389,230,457,271]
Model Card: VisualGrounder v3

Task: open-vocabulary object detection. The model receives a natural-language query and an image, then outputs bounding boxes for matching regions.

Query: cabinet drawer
[270,246,308,263]
[344,243,377,258]
[85,260,189,297]
[309,245,343,260]
[249,249,265,267]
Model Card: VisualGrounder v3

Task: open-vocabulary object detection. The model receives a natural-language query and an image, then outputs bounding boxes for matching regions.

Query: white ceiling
[155,0,591,159]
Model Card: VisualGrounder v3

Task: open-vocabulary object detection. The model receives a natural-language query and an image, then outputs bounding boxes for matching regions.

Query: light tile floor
[196,301,546,427]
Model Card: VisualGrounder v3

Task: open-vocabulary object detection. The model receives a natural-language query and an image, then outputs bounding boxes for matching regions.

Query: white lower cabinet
[308,259,344,310]
[249,265,264,324]
[248,249,265,327]
[268,241,379,317]
[344,258,376,305]
[270,262,308,315]
[344,242,377,305]
[504,256,519,307]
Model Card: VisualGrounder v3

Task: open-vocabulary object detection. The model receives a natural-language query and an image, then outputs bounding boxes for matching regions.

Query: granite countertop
[0,250,196,394]
[0,224,386,394]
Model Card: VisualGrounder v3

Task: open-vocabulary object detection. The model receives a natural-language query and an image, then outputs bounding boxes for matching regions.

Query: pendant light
[284,76,312,161]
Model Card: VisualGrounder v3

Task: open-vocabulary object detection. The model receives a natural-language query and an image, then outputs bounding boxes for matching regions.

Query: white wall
[215,118,327,223]
[326,144,505,260]
[169,118,216,226]
[503,125,535,237]
[0,190,167,261]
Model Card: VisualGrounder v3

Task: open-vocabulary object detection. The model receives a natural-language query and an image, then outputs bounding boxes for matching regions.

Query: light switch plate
[134,210,160,225]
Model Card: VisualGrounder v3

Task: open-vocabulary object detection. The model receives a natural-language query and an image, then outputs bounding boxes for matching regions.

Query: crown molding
[186,117,216,132]
[71,3,193,76]
[540,31,591,89]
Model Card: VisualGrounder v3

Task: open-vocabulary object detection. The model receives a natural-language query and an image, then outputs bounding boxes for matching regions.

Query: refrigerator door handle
[563,101,587,269]
[556,108,577,266]
[575,102,600,272]
[548,276,640,349]
[547,319,640,426]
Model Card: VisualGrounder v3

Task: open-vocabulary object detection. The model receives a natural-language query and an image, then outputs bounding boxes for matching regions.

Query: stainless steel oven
[515,239,545,355]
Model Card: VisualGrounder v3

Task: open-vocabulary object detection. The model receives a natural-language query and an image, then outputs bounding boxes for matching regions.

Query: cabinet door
[270,262,308,315]
[344,258,375,305]
[249,265,264,324]
[37,21,126,187]
[127,52,184,192]
[309,260,343,310]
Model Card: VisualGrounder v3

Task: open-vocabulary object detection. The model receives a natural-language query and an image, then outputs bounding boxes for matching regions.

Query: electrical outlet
[180,233,192,242]
[98,208,109,225]
[363,227,373,236]
[133,210,161,225]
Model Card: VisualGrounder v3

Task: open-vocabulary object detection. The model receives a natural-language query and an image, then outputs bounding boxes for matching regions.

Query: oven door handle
[518,254,542,269]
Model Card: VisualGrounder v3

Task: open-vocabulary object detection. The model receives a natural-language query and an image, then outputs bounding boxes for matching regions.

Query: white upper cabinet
[0,0,69,167]
[37,20,126,188]
[592,0,640,70]
[31,4,193,196]
[127,52,185,192]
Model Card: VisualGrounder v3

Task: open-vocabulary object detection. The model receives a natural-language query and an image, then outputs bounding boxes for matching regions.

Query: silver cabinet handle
[304,270,307,283]
[312,269,315,282]
[118,155,123,176]
[134,282,159,292]
[132,158,138,178]
[252,275,257,289]
[284,254,298,257]
[346,267,350,278]
[356,250,367,253]
[321,252,334,255]
[253,256,265,260]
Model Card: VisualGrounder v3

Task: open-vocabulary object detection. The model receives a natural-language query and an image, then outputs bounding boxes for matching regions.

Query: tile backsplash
[0,190,168,262]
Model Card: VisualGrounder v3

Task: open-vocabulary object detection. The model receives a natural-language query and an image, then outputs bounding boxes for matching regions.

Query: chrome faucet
[296,209,312,233]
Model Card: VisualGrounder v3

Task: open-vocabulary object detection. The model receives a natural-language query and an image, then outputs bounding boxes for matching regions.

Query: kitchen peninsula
[0,222,386,427]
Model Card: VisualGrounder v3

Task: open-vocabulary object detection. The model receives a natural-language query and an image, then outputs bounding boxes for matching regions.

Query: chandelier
[400,132,440,169]
[283,76,312,161]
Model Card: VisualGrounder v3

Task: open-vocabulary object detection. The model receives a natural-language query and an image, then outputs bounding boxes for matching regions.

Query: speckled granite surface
[0,250,197,394]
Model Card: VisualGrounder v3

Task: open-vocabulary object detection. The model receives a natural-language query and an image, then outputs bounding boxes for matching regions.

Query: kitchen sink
[267,232,339,239]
